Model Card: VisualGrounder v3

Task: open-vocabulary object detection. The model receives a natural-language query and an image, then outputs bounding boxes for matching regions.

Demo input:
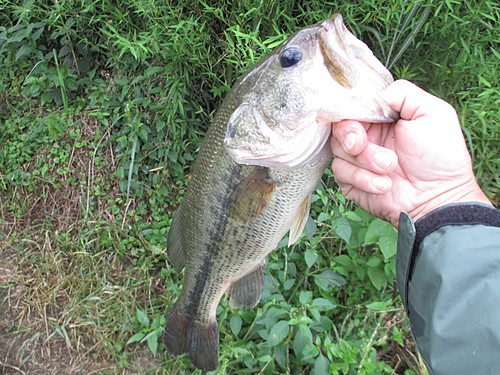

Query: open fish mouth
[320,14,397,103]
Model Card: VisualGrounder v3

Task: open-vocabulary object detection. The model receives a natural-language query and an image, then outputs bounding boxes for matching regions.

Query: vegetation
[1,0,499,374]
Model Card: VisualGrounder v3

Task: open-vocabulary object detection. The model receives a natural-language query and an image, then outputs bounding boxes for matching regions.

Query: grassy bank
[1,0,499,374]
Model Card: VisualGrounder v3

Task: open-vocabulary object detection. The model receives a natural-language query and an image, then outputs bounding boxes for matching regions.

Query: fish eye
[280,48,302,68]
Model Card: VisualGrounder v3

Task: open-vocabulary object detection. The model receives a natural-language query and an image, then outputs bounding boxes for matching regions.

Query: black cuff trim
[414,203,500,250]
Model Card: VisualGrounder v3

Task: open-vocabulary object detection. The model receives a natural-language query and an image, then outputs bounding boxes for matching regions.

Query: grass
[1,0,499,374]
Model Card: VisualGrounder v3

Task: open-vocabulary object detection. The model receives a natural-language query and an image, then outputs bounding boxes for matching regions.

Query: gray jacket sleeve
[396,202,500,375]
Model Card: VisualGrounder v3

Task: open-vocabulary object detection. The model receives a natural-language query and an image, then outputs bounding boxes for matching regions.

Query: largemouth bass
[164,14,398,371]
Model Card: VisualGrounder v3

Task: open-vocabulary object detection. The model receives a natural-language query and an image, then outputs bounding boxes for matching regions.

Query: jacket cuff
[396,202,500,313]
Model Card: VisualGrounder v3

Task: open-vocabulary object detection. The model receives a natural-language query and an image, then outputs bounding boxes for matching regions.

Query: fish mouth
[321,14,394,87]
[325,14,364,61]
[318,14,357,89]
[318,14,399,122]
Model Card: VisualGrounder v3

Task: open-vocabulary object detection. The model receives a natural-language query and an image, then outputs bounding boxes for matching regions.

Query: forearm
[397,203,500,375]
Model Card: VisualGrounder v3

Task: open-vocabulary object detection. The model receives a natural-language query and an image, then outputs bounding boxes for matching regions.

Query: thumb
[380,79,449,121]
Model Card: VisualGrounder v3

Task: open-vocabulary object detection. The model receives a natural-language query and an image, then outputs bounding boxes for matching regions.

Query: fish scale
[164,14,399,371]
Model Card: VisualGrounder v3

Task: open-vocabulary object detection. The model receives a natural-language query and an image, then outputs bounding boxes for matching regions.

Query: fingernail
[372,177,389,192]
[374,152,394,170]
[344,133,358,151]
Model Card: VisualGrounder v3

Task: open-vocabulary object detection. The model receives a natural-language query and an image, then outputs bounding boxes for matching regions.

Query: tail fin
[164,302,219,371]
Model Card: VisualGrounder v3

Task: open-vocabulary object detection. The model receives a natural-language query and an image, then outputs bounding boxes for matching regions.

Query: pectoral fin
[288,193,312,247]
[166,205,186,271]
[227,168,275,222]
[229,259,266,309]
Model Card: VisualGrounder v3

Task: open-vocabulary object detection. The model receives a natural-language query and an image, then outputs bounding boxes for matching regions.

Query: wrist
[411,182,492,223]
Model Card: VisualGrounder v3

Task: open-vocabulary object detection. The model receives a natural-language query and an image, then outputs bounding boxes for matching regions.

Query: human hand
[330,80,491,228]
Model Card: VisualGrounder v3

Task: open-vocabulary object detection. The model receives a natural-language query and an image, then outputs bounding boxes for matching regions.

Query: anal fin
[229,259,266,309]
[167,205,186,272]
[164,302,219,371]
[288,193,312,247]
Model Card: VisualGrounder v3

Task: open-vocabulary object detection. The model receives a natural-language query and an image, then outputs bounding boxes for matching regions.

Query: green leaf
[115,77,128,85]
[145,331,158,357]
[379,227,398,261]
[366,256,381,267]
[299,291,313,305]
[150,245,162,255]
[364,218,391,244]
[393,326,404,346]
[344,211,362,221]
[305,249,318,268]
[32,26,44,41]
[16,44,33,60]
[114,341,123,352]
[310,316,333,332]
[299,323,313,342]
[168,150,178,163]
[309,306,321,322]
[333,216,351,243]
[356,265,365,280]
[275,344,287,368]
[156,119,166,132]
[299,315,314,324]
[117,135,128,148]
[368,265,387,290]
[258,329,268,340]
[303,217,317,240]
[312,298,336,311]
[158,186,169,197]
[366,300,393,311]
[385,257,396,277]
[334,190,346,204]
[491,47,500,61]
[145,66,164,77]
[317,212,330,222]
[355,207,373,223]
[314,270,346,291]
[284,278,295,290]
[313,355,331,375]
[333,254,351,266]
[126,332,145,345]
[230,314,242,337]
[137,309,149,328]
[294,324,313,361]
[302,343,320,361]
[277,236,289,249]
[59,45,72,57]
[267,320,289,347]
[258,354,272,362]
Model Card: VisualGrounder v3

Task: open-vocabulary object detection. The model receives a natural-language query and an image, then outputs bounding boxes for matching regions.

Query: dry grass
[0,229,179,375]
[0,110,179,374]
[0,222,171,374]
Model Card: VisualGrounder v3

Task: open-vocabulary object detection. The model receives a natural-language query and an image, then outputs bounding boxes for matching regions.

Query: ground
[0,248,166,375]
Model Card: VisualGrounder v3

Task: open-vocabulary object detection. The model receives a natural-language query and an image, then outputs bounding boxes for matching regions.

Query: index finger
[331,120,368,156]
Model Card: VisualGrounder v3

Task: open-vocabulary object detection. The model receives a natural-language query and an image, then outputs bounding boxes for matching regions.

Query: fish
[163,14,398,371]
